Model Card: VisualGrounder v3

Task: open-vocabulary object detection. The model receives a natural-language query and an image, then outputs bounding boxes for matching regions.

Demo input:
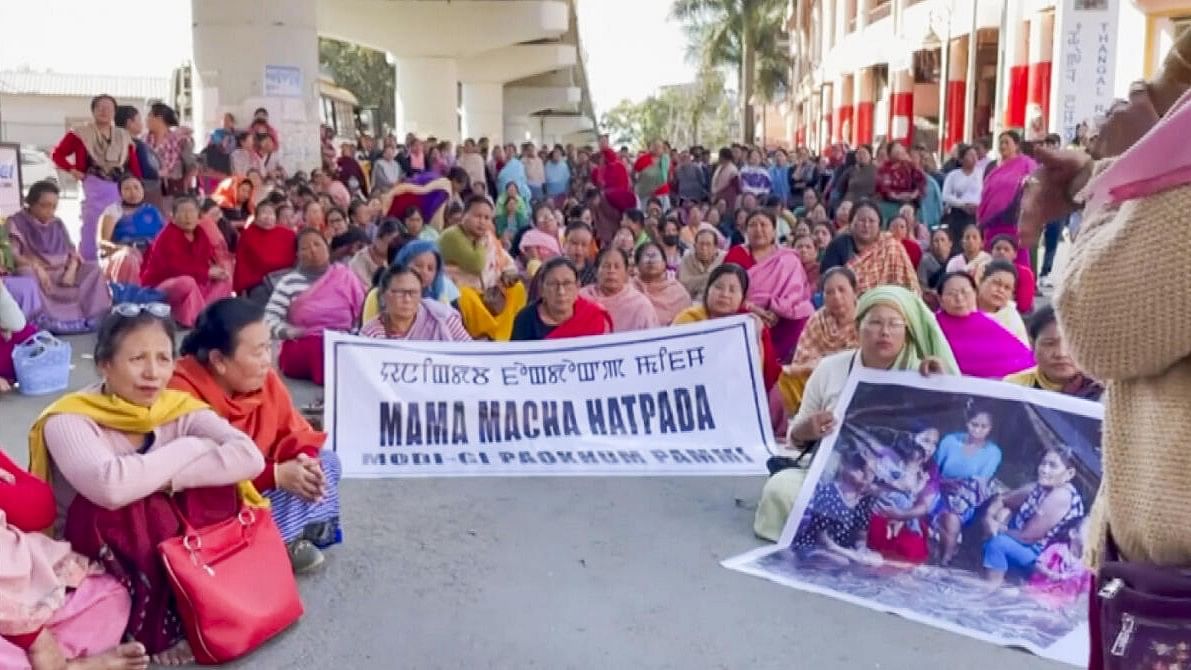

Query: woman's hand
[1089,81,1161,160]
[918,356,947,377]
[500,269,521,288]
[32,264,52,293]
[782,362,813,378]
[1018,147,1093,247]
[208,265,229,281]
[276,456,325,502]
[793,410,836,442]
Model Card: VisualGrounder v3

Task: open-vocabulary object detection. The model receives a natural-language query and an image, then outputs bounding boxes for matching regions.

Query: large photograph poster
[0,143,22,218]
[325,316,776,477]
[724,369,1103,667]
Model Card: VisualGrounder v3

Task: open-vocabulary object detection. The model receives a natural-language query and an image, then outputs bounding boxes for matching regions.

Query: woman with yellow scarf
[27,303,265,666]
[437,195,526,341]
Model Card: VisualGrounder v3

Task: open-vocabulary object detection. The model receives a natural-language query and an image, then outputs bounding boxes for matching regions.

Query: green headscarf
[856,285,958,374]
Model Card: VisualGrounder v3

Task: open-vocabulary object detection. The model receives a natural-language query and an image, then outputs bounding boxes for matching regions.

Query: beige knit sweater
[1056,160,1191,567]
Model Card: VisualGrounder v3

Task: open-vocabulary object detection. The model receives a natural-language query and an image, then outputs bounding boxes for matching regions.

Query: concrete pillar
[461,82,503,146]
[889,68,914,146]
[1004,19,1029,129]
[854,68,875,146]
[837,75,854,144]
[945,36,968,152]
[504,116,531,145]
[1025,12,1055,140]
[822,84,834,147]
[191,0,320,173]
[395,57,459,142]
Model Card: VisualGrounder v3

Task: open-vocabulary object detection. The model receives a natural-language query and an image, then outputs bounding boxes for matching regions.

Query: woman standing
[139,197,232,328]
[941,144,982,249]
[724,211,814,361]
[632,241,691,325]
[511,258,612,340]
[170,299,341,573]
[579,247,658,332]
[978,131,1036,267]
[7,182,111,333]
[97,174,165,285]
[361,266,471,342]
[935,272,1035,379]
[710,148,741,208]
[51,94,142,261]
[753,286,957,541]
[739,148,773,200]
[144,103,193,208]
[29,306,265,665]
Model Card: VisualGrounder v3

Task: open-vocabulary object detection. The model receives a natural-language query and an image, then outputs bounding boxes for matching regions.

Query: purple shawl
[977,154,1036,227]
[935,310,1035,379]
[7,210,73,265]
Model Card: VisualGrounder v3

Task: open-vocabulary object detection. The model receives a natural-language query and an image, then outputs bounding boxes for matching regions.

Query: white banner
[325,316,776,477]
[0,144,21,218]
[1051,0,1120,144]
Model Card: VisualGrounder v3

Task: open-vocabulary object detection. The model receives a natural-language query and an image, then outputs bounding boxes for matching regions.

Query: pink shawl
[743,248,814,322]
[0,511,96,636]
[978,153,1037,225]
[289,264,364,334]
[632,276,693,325]
[935,310,1035,379]
[519,228,562,260]
[1085,85,1191,213]
[579,284,660,332]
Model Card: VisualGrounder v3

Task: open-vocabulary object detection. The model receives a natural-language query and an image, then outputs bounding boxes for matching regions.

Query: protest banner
[325,315,776,477]
[724,368,1103,667]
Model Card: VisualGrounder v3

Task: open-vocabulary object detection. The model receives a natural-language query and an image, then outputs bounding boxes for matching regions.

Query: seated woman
[933,405,1004,566]
[170,299,341,573]
[677,226,725,299]
[753,285,957,542]
[818,200,919,296]
[989,234,1036,314]
[439,195,526,341]
[233,201,296,304]
[776,267,859,415]
[935,272,1034,379]
[361,265,471,341]
[7,181,112,334]
[518,204,562,277]
[887,214,922,268]
[579,247,659,332]
[97,174,165,284]
[398,206,438,243]
[510,257,612,341]
[672,263,780,389]
[976,260,1029,343]
[724,210,814,361]
[266,228,364,385]
[917,228,953,295]
[28,304,265,665]
[211,175,255,226]
[1004,305,1104,400]
[139,197,232,328]
[632,241,692,326]
[0,280,38,393]
[361,239,461,322]
[945,222,992,279]
[981,445,1084,588]
[349,218,402,288]
[0,450,149,670]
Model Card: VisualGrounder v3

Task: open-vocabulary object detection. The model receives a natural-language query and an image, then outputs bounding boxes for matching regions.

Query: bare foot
[150,640,193,667]
[67,642,150,670]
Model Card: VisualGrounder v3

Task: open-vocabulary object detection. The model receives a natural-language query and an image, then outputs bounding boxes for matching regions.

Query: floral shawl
[790,307,858,369]
[846,234,920,295]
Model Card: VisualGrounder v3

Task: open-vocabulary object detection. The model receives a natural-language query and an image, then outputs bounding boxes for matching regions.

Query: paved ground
[0,196,1072,668]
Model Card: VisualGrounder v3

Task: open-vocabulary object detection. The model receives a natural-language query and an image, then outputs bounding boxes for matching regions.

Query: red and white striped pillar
[837,74,854,145]
[889,67,914,146]
[944,36,968,152]
[821,84,834,149]
[1025,12,1055,139]
[1004,19,1030,129]
[854,67,875,146]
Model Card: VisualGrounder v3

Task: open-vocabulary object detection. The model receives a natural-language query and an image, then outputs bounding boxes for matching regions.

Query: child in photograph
[866,429,940,564]
[791,446,883,567]
[1024,517,1090,608]
[981,445,1085,589]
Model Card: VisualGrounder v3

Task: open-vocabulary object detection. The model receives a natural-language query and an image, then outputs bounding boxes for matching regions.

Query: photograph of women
[724,368,1103,667]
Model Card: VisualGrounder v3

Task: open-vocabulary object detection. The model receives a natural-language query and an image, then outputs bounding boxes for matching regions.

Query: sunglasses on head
[111,302,172,319]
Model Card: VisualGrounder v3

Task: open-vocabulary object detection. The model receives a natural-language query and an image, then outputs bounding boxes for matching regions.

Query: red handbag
[158,501,304,664]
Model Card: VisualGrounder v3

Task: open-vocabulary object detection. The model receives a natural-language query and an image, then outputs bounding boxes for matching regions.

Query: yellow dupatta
[28,389,267,508]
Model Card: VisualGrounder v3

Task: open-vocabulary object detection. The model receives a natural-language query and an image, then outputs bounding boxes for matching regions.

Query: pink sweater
[44,406,264,520]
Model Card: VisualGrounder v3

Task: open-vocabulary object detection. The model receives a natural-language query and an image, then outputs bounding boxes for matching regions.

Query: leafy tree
[598,70,735,149]
[671,0,792,144]
[318,38,396,135]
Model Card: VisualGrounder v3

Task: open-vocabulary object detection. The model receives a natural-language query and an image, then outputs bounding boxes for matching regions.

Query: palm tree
[671,0,792,145]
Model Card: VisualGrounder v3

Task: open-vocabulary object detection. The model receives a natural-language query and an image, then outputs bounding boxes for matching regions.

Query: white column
[395,57,459,142]
[191,0,320,173]
[461,82,504,146]
[504,116,531,145]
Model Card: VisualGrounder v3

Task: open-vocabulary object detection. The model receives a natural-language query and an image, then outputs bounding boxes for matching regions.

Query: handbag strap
[163,494,200,537]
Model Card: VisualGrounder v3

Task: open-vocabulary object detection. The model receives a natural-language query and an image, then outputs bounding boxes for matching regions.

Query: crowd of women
[0,83,1135,669]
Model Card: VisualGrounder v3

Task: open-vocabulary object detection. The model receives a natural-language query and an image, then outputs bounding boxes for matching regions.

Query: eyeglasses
[384,288,421,300]
[543,280,577,292]
[111,302,171,318]
[861,318,907,334]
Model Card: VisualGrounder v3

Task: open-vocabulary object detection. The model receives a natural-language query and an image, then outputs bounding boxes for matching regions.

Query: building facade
[775,0,1191,155]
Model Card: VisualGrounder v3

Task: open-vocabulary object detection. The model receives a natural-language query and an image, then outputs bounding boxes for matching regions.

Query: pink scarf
[1085,85,1191,213]
[289,264,364,334]
[632,276,692,325]
[579,284,659,332]
[978,153,1037,225]
[518,228,561,260]
[935,310,1035,379]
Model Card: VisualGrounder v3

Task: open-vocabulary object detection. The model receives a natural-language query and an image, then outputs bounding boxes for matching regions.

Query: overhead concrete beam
[504,85,581,116]
[458,44,577,84]
[318,0,568,58]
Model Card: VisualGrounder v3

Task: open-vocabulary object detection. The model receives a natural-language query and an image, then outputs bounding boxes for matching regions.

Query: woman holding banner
[753,285,957,542]
[362,265,472,341]
[510,257,612,340]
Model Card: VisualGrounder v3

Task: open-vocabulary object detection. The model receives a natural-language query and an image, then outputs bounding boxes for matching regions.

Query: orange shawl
[168,356,323,488]
[790,306,858,369]
[847,234,920,295]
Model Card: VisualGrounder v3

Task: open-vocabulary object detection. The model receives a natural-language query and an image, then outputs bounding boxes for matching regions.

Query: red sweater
[0,451,55,533]
[51,130,142,177]
[141,223,216,287]
[234,224,296,293]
